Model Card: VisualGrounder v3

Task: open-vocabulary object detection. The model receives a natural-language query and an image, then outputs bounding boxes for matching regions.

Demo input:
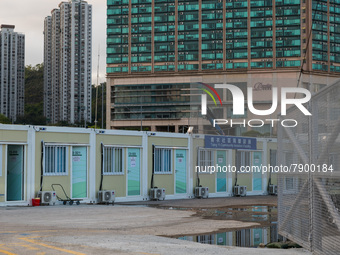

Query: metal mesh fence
[278,81,340,254]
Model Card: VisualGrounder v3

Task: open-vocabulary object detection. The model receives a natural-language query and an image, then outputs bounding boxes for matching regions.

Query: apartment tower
[44,0,92,124]
[0,24,25,122]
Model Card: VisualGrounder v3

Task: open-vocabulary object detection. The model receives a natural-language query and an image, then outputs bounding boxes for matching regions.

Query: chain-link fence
[278,81,340,254]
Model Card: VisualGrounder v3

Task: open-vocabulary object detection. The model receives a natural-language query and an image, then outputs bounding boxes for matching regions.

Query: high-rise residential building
[107,0,340,135]
[44,0,92,124]
[0,24,25,122]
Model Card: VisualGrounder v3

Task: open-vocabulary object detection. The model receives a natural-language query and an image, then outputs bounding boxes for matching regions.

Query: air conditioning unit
[149,188,165,201]
[194,187,209,198]
[233,186,247,197]
[269,184,278,195]
[37,191,57,205]
[98,190,115,204]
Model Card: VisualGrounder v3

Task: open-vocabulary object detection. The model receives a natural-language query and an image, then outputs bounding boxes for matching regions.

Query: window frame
[236,150,251,173]
[197,234,215,244]
[154,147,173,174]
[283,151,299,194]
[43,145,68,176]
[103,146,125,175]
[198,148,214,174]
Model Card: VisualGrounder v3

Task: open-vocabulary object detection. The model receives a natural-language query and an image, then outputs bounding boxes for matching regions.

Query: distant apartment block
[44,0,92,124]
[0,24,25,122]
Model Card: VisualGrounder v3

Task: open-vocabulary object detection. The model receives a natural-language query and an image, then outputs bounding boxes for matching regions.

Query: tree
[25,64,44,105]
[91,82,106,129]
[15,64,46,125]
[16,102,46,125]
[0,114,11,124]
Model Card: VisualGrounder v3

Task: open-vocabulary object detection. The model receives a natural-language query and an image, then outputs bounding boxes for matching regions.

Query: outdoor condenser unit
[98,190,115,204]
[233,186,247,197]
[194,187,209,198]
[37,191,57,205]
[149,188,165,200]
[269,184,278,195]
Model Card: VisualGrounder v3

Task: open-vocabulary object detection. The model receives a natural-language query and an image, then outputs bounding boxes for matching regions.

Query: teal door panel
[175,149,187,194]
[216,150,226,192]
[253,206,264,246]
[253,228,263,246]
[253,151,262,191]
[127,148,140,196]
[216,232,226,245]
[72,147,87,198]
[7,145,24,201]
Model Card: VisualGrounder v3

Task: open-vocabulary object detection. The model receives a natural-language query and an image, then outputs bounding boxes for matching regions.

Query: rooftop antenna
[95,45,100,130]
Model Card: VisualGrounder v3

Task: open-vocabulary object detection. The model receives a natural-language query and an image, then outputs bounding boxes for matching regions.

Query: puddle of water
[172,205,282,248]
[177,224,280,248]
[194,205,277,223]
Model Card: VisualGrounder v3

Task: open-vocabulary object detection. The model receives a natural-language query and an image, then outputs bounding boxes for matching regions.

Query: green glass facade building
[107,0,340,134]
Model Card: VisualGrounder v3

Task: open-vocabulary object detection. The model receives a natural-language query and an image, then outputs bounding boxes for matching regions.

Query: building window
[236,229,251,247]
[283,152,297,193]
[236,126,248,136]
[236,151,251,172]
[252,124,271,135]
[154,148,172,173]
[103,147,123,175]
[198,149,214,168]
[270,149,277,167]
[197,235,215,244]
[285,177,295,190]
[227,107,248,118]
[312,83,326,94]
[44,145,68,175]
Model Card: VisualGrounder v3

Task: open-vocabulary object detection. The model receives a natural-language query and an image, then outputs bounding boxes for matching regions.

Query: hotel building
[107,0,340,135]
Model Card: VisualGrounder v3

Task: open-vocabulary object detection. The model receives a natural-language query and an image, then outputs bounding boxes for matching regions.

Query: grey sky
[0,0,107,84]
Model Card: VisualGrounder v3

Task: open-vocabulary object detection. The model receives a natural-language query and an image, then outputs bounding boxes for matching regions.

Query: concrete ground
[0,196,311,255]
